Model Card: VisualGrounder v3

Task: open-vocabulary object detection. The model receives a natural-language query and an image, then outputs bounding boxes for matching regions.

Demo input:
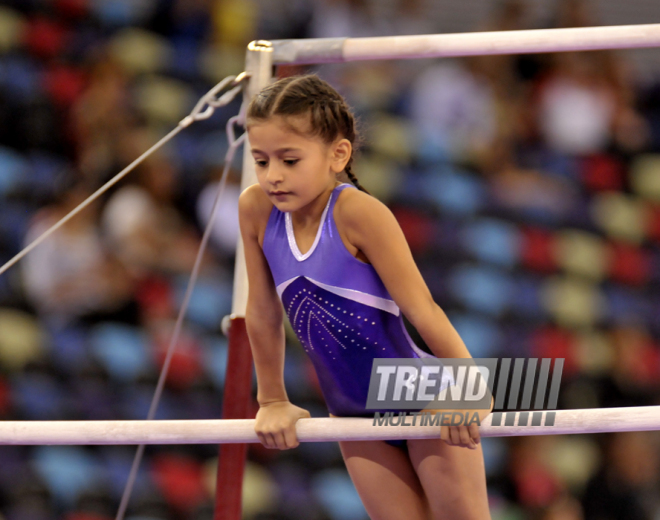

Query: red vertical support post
[213,40,273,520]
[214,317,253,520]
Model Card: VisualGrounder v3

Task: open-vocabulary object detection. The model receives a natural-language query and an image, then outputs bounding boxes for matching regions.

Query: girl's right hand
[255,401,311,450]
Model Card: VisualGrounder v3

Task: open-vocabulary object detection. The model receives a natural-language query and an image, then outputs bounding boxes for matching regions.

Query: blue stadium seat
[602,284,653,328]
[33,446,102,506]
[420,167,486,217]
[200,129,235,169]
[312,469,368,520]
[89,323,152,382]
[0,203,33,253]
[174,132,208,174]
[460,218,522,268]
[119,385,176,420]
[170,38,201,79]
[201,335,228,389]
[538,150,580,180]
[414,133,452,165]
[0,146,28,196]
[10,373,64,420]
[448,312,503,357]
[449,265,513,317]
[0,57,42,101]
[481,437,508,477]
[0,446,27,490]
[98,446,153,499]
[173,275,232,330]
[27,151,69,198]
[48,325,91,373]
[90,0,158,27]
[510,275,545,320]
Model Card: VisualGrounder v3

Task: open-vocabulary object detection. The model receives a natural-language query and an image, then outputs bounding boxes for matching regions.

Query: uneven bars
[1,406,658,445]
[270,24,660,65]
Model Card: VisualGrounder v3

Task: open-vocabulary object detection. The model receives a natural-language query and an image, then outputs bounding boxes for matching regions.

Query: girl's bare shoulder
[238,184,273,240]
[239,185,272,221]
[334,187,394,231]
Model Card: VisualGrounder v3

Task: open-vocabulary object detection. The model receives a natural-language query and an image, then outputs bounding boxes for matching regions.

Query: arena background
[0,0,660,519]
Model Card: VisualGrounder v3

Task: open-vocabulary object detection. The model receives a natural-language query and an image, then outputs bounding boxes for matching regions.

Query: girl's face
[248,115,350,214]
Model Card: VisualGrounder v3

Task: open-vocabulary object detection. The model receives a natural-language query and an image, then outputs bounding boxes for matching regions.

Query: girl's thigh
[407,439,491,520]
[338,440,429,520]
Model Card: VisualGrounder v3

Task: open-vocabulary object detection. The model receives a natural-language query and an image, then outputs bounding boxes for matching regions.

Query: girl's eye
[284,159,299,166]
[255,160,267,167]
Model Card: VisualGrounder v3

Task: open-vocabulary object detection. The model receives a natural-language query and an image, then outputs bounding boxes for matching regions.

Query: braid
[345,163,370,194]
[247,74,369,194]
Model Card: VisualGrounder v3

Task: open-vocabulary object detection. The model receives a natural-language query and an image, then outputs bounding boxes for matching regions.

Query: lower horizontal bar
[0,406,658,445]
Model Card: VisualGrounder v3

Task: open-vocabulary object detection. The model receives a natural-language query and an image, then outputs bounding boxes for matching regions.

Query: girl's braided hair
[246,74,368,193]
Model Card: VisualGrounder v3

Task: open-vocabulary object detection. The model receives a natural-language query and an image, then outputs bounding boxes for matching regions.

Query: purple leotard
[262,183,434,417]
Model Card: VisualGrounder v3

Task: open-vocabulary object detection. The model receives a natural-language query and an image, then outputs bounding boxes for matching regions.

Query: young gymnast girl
[239,74,492,520]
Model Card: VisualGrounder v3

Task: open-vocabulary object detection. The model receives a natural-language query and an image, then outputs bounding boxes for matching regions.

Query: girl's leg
[339,440,429,520]
[407,439,491,520]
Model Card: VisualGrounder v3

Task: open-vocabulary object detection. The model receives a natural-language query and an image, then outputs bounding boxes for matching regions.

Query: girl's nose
[265,164,284,184]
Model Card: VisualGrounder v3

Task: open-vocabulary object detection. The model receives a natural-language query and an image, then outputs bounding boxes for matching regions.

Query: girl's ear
[330,138,352,173]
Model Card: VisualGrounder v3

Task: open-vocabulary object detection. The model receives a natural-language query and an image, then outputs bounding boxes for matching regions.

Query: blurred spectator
[484,137,578,221]
[196,166,241,262]
[309,0,382,38]
[72,56,134,186]
[463,0,543,173]
[535,52,618,155]
[21,178,135,326]
[532,0,649,154]
[101,131,204,278]
[472,0,538,91]
[409,60,497,163]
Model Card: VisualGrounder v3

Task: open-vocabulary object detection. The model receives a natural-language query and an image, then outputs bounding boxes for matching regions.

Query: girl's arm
[335,189,492,447]
[239,186,287,404]
[335,189,468,359]
[238,185,310,449]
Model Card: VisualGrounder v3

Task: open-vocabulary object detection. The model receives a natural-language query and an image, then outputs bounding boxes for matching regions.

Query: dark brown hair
[246,74,368,193]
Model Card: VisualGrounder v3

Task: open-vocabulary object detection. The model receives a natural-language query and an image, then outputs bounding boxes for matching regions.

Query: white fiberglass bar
[231,41,273,317]
[1,406,658,445]
[270,24,660,65]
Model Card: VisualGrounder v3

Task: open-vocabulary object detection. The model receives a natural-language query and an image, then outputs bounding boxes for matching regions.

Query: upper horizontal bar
[0,406,658,445]
[270,24,660,65]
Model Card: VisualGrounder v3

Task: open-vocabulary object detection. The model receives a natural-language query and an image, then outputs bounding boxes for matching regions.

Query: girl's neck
[290,181,341,228]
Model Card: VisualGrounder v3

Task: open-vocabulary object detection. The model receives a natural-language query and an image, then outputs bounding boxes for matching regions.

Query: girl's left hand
[433,396,494,450]
[440,422,481,450]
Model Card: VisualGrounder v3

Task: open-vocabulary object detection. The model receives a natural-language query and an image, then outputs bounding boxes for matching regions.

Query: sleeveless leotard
[262,183,434,417]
